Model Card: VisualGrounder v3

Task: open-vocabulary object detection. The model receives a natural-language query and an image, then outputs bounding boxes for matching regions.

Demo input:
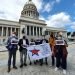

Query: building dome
[21,0,39,19]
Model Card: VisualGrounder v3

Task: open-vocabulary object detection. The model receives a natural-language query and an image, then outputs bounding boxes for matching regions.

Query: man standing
[18,36,29,68]
[6,32,18,72]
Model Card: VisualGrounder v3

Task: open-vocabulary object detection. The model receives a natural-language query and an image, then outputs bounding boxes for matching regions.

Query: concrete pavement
[0,44,75,75]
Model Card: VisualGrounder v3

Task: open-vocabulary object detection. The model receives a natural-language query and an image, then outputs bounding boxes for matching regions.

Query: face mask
[12,34,15,36]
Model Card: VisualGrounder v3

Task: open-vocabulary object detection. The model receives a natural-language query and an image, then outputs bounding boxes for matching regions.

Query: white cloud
[0,0,61,20]
[55,0,61,3]
[46,12,71,28]
[71,25,75,30]
[0,0,27,20]
[0,0,44,20]
[33,0,43,11]
[70,22,75,30]
[39,16,45,20]
[42,0,61,13]
[43,3,52,13]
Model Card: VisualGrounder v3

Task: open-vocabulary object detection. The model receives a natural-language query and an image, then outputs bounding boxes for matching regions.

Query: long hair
[50,33,54,38]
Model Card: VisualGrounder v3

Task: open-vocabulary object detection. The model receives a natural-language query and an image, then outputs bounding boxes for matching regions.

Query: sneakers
[63,69,66,74]
[55,67,58,71]
[55,67,66,74]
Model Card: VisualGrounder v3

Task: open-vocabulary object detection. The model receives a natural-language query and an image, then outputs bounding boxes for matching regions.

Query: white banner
[27,43,51,60]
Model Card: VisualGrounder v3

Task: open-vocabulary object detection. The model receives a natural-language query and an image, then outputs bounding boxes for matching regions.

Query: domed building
[21,0,39,19]
[0,0,67,44]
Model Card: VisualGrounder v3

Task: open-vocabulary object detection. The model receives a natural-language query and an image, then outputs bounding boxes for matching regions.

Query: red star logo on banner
[30,49,40,56]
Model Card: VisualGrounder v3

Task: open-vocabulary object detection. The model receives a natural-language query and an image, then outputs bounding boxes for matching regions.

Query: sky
[0,0,75,32]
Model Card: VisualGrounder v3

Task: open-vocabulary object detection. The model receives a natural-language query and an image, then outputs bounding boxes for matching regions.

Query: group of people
[6,32,68,74]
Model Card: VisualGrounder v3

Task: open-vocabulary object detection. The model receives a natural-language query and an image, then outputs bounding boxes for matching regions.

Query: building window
[27,26,29,35]
[29,13,30,16]
[22,28,25,34]
[40,27,42,36]
[8,27,11,36]
[34,27,36,36]
[37,27,39,36]
[31,26,33,36]
[16,28,18,37]
[12,28,15,32]
[3,27,6,36]
[0,27,2,36]
[45,31,48,35]
[25,11,26,14]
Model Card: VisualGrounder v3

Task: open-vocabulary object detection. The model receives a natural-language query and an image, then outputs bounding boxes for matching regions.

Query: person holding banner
[54,32,68,74]
[6,32,18,72]
[49,33,56,67]
[18,35,29,68]
[35,39,41,64]
[28,39,35,65]
[40,38,48,66]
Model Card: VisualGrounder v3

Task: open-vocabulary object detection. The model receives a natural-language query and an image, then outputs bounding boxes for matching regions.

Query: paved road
[0,44,75,75]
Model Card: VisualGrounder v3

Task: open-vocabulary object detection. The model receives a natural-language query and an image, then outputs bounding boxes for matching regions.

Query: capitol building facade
[0,0,67,44]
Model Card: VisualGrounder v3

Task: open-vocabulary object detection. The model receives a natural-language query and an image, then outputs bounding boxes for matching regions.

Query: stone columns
[15,28,16,32]
[1,27,3,44]
[1,27,3,37]
[6,27,8,37]
[25,26,27,35]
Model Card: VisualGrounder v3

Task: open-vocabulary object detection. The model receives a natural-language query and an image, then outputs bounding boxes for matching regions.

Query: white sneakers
[63,69,66,74]
[55,67,66,74]
[55,67,58,71]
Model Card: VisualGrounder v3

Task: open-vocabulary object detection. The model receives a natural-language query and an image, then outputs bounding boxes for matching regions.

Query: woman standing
[54,32,68,74]
[49,33,56,67]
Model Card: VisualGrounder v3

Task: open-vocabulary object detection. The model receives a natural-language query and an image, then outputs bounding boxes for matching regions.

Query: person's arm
[18,39,21,46]
[48,38,50,44]
[64,40,68,47]
[46,39,48,43]
[26,39,29,45]
[6,37,11,45]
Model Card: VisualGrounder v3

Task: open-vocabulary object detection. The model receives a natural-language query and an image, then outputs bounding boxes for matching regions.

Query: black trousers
[20,49,27,65]
[56,54,67,69]
[40,57,47,64]
[51,55,55,66]
[8,50,16,67]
